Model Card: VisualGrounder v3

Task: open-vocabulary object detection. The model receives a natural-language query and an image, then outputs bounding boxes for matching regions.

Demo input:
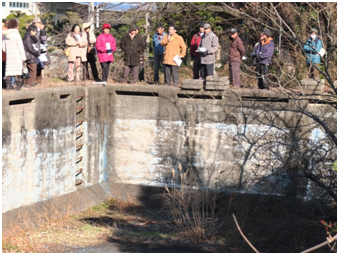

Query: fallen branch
[232,213,260,253]
[300,234,337,253]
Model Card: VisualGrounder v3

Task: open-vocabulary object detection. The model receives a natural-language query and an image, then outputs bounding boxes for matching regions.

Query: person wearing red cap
[96,23,116,84]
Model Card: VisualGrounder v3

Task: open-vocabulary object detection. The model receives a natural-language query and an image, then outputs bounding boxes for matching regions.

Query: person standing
[96,23,116,84]
[228,28,245,88]
[83,22,99,81]
[23,25,40,87]
[152,24,167,84]
[2,19,26,90]
[303,28,322,80]
[190,22,205,79]
[199,23,219,79]
[32,17,43,84]
[160,25,186,87]
[136,26,145,82]
[254,29,274,90]
[120,24,145,84]
[2,20,8,88]
[65,24,87,82]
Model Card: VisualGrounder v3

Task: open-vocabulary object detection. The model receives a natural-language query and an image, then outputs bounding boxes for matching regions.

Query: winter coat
[2,29,26,76]
[303,37,322,64]
[229,36,245,62]
[96,33,116,63]
[254,38,274,65]
[152,32,167,54]
[120,33,145,66]
[65,32,87,62]
[199,31,219,65]
[160,33,186,66]
[2,26,8,61]
[190,32,203,57]
[23,31,40,64]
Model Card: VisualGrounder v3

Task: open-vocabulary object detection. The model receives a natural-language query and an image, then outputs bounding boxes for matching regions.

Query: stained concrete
[2,84,336,232]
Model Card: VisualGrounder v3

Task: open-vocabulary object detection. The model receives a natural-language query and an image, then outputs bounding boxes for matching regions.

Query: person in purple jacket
[96,23,116,85]
[255,29,274,90]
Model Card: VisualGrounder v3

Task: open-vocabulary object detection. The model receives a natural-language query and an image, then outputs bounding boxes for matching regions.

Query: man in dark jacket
[152,24,167,84]
[255,29,274,90]
[190,22,205,79]
[23,24,40,87]
[120,24,145,84]
[228,28,245,88]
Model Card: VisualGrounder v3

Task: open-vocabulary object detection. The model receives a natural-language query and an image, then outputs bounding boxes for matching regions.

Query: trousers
[229,61,240,88]
[200,63,214,79]
[164,64,179,86]
[123,65,139,83]
[24,63,37,85]
[100,62,111,82]
[256,64,270,89]
[154,54,164,82]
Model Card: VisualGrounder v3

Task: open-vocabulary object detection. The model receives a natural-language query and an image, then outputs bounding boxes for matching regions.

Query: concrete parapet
[301,78,324,95]
[205,76,229,90]
[181,79,204,90]
[2,84,336,219]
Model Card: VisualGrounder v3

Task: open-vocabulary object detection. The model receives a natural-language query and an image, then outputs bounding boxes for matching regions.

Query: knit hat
[82,22,92,30]
[102,23,111,30]
[203,23,211,29]
[33,17,42,23]
[6,19,19,29]
[262,28,272,37]
[230,28,238,34]
[129,24,138,31]
[309,28,318,34]
[199,22,205,27]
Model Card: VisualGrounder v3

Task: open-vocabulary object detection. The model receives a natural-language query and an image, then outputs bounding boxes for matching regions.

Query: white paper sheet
[38,53,48,62]
[173,55,182,67]
[106,42,112,55]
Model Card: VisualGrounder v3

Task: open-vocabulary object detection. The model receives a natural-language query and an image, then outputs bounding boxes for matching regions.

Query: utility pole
[145,11,150,59]
[89,2,94,30]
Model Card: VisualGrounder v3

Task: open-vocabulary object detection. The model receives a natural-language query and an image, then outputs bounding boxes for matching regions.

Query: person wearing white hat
[82,22,99,81]
[303,28,323,80]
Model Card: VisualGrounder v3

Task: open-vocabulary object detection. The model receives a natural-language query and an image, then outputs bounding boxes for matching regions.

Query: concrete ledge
[181,79,204,90]
[2,183,112,235]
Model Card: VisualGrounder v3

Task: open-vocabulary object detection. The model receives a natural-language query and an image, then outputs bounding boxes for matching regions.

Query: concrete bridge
[2,81,336,231]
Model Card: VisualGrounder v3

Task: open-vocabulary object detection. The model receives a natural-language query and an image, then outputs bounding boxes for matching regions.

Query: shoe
[94,79,102,82]
[68,79,74,82]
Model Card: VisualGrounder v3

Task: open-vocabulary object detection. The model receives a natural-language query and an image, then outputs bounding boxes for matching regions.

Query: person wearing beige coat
[160,25,186,86]
[65,24,87,81]
[2,19,26,90]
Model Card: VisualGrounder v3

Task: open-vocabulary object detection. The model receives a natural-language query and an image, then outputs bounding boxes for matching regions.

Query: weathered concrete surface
[2,84,336,224]
[181,79,204,90]
[301,78,325,95]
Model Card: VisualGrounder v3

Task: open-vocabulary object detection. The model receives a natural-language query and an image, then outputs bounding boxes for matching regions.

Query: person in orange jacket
[160,25,186,86]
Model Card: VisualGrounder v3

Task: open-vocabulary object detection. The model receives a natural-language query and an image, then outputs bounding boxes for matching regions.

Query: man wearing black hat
[190,22,205,79]
[152,24,167,84]
[120,24,145,84]
[229,28,245,88]
[254,29,274,90]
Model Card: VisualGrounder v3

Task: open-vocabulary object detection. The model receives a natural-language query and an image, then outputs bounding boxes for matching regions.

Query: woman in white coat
[2,19,26,90]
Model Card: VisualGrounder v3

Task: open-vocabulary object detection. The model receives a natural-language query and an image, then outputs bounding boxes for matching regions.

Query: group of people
[2,17,324,91]
[2,17,49,90]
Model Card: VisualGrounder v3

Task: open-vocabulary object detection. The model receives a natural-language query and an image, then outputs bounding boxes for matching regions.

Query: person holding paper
[65,24,87,82]
[160,25,186,87]
[96,23,117,84]
[23,24,40,87]
[120,24,145,84]
[199,23,219,79]
[190,22,205,79]
[228,28,245,88]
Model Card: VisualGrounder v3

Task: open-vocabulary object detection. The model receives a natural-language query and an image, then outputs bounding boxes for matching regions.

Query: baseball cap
[230,28,238,34]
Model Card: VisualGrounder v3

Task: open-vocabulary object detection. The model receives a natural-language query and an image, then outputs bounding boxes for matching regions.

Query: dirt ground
[2,195,336,253]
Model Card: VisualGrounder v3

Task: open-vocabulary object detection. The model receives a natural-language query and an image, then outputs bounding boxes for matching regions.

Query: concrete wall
[2,85,336,214]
